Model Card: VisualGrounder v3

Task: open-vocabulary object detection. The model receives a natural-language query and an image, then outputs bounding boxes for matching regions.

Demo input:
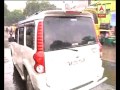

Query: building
[91,0,116,29]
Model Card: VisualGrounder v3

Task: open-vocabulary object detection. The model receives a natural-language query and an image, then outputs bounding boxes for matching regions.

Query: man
[5,27,8,33]
[9,28,13,37]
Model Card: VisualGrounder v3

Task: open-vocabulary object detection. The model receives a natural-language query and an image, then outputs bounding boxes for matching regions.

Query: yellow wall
[91,0,116,24]
[91,0,116,11]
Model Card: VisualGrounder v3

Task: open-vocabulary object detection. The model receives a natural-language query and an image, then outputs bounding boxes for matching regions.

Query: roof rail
[26,11,42,19]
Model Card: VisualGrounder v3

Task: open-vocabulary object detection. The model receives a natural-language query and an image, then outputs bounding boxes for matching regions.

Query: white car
[9,10,107,90]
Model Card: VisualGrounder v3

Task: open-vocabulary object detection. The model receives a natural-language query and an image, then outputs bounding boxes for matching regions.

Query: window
[26,25,35,49]
[15,28,18,43]
[19,27,24,45]
[44,16,97,51]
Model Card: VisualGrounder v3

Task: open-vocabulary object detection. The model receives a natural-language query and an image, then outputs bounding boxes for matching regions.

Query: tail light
[33,21,45,73]
[33,51,45,73]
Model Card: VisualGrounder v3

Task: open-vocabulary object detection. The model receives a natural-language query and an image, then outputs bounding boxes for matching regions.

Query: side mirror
[8,37,15,42]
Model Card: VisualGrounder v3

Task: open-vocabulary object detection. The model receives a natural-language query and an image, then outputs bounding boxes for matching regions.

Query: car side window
[15,28,18,43]
[26,25,35,49]
[19,27,24,45]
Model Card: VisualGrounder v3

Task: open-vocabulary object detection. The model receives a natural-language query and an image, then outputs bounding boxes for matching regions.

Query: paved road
[4,32,116,90]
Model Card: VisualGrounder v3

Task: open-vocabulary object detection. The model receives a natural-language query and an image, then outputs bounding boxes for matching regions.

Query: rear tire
[25,70,34,90]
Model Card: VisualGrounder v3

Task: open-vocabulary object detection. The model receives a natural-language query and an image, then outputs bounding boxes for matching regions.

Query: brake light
[65,11,81,15]
[37,22,44,51]
[33,21,45,73]
[33,51,45,73]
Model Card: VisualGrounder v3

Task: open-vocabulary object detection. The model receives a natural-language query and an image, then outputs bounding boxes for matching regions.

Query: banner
[97,5,106,18]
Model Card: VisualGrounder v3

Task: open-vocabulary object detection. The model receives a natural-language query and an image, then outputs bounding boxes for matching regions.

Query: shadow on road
[13,66,26,90]
[103,60,116,87]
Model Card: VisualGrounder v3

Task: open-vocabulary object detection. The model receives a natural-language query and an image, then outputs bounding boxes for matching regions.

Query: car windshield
[44,16,97,51]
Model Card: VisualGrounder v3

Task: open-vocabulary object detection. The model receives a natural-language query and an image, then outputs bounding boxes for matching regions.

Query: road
[4,32,116,90]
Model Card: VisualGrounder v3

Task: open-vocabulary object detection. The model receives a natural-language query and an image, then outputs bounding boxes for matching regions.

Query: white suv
[9,10,107,90]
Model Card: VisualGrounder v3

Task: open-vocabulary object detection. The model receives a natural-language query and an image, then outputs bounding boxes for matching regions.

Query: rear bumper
[32,67,107,90]
[34,76,107,90]
[73,77,108,90]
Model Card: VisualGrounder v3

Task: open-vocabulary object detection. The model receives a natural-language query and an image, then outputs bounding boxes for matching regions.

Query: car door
[16,27,24,70]
[44,16,103,89]
[10,27,25,74]
[21,24,36,69]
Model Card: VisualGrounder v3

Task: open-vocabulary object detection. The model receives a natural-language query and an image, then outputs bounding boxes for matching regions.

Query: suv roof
[18,10,93,25]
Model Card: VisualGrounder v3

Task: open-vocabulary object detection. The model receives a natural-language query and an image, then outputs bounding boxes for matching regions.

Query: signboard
[97,5,106,18]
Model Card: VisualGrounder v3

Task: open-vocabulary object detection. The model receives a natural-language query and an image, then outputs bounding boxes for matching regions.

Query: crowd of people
[5,26,15,38]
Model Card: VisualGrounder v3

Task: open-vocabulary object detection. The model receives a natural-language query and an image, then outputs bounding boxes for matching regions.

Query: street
[4,32,116,90]
[4,0,116,89]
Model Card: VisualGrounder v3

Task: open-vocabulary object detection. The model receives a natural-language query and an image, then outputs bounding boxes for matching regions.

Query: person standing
[5,27,8,33]
[9,27,13,38]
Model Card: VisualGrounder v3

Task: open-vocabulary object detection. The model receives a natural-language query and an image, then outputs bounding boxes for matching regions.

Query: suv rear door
[44,16,102,89]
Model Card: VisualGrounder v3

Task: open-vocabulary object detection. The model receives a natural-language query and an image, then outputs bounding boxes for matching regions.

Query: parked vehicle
[9,10,107,90]
[83,6,100,38]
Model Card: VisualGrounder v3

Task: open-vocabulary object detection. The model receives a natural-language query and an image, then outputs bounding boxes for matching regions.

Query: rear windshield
[44,16,97,51]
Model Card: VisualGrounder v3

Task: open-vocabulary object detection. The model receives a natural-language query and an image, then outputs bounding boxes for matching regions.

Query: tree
[39,1,57,11]
[4,3,10,16]
[23,0,57,16]
[4,3,10,25]
[5,10,25,25]
[23,0,40,16]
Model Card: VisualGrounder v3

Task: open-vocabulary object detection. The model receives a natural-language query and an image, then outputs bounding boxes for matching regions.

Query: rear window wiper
[64,48,78,52]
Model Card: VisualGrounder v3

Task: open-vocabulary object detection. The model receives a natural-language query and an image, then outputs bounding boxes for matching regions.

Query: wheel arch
[23,64,35,90]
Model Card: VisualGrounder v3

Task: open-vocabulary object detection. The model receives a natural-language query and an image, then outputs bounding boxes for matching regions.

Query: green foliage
[4,1,57,25]
[4,3,10,25]
[4,3,10,16]
[4,3,25,25]
[39,1,57,11]
[5,9,25,26]
[23,1,57,16]
[23,1,40,16]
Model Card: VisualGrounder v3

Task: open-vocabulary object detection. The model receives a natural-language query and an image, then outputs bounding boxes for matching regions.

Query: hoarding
[97,5,106,18]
